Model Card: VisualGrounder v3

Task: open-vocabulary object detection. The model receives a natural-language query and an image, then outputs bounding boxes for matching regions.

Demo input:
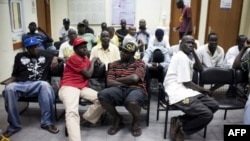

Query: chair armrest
[0,77,14,85]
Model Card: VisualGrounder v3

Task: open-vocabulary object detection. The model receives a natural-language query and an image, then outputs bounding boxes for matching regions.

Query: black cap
[63,18,70,23]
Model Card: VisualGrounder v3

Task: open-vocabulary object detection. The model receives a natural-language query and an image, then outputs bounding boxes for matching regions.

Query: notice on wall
[112,0,135,25]
[68,0,106,24]
[220,0,232,9]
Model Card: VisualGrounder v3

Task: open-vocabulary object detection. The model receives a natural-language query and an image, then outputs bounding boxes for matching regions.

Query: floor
[0,93,244,141]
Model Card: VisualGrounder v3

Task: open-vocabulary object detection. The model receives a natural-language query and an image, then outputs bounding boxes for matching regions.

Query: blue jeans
[3,81,55,132]
[243,94,250,124]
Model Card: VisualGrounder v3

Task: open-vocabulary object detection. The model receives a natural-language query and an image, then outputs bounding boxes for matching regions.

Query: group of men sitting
[1,15,250,141]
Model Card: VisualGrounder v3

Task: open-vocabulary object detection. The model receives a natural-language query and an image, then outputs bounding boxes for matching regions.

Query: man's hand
[50,57,59,69]
[202,88,213,96]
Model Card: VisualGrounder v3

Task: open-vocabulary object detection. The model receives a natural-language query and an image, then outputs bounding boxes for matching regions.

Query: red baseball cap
[73,38,88,48]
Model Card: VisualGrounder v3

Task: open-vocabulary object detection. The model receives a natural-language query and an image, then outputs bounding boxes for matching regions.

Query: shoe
[170,117,178,141]
[41,125,59,134]
[175,127,184,141]
[80,116,94,127]
[159,100,167,108]
[2,129,21,138]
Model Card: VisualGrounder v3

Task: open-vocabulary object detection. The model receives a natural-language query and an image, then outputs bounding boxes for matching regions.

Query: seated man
[58,29,77,62]
[22,22,56,50]
[98,42,147,137]
[2,37,60,137]
[58,38,105,141]
[77,22,97,52]
[163,35,219,141]
[115,19,128,48]
[196,32,225,91]
[197,32,224,68]
[90,30,120,70]
[143,28,171,84]
[230,38,250,124]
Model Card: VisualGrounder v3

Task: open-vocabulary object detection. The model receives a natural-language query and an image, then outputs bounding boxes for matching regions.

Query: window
[9,0,24,33]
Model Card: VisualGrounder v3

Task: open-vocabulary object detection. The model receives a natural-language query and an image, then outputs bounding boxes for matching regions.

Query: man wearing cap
[22,22,56,50]
[143,28,171,91]
[82,19,94,34]
[2,37,60,137]
[98,42,147,137]
[58,38,104,141]
[59,18,76,42]
[77,22,97,52]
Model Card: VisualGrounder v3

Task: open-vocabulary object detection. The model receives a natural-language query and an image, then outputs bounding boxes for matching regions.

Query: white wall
[0,0,38,93]
[50,0,171,40]
[1,0,250,93]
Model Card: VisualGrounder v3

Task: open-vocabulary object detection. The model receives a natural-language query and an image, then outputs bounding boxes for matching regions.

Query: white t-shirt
[58,41,74,60]
[223,45,250,68]
[59,26,76,41]
[163,51,200,105]
[197,44,225,67]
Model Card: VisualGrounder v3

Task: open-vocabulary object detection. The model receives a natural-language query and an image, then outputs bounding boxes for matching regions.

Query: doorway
[205,0,243,52]
[36,0,51,36]
[169,0,201,46]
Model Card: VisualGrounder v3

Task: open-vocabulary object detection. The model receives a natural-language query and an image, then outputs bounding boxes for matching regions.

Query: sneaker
[170,117,178,140]
[175,127,184,141]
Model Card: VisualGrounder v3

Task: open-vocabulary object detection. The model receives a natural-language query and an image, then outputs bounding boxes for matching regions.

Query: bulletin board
[112,0,135,25]
[68,0,106,24]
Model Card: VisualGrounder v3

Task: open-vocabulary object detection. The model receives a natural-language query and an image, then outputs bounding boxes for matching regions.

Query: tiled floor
[0,94,244,141]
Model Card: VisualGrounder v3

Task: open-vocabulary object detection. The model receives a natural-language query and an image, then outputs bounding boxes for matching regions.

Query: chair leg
[146,96,150,126]
[164,107,169,139]
[224,110,227,120]
[203,126,207,138]
[65,125,68,137]
[156,89,161,120]
[54,101,65,121]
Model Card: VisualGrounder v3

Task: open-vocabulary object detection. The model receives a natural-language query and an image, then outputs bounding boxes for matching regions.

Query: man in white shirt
[143,28,171,83]
[164,35,218,141]
[58,29,77,62]
[224,35,249,68]
[59,18,76,42]
[136,19,151,52]
[197,32,224,68]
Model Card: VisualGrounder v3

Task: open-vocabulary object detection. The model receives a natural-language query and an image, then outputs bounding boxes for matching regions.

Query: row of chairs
[156,67,248,139]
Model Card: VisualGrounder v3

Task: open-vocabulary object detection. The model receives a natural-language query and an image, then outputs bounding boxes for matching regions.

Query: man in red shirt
[174,0,192,39]
[58,38,104,141]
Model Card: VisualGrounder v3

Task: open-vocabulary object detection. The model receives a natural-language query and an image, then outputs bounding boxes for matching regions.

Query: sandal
[107,122,125,135]
[131,127,142,137]
[0,135,10,141]
[41,125,60,134]
[2,129,21,138]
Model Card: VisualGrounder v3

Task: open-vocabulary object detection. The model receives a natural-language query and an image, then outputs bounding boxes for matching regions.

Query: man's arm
[107,74,140,88]
[192,49,204,71]
[183,81,211,95]
[232,44,249,69]
[81,57,99,79]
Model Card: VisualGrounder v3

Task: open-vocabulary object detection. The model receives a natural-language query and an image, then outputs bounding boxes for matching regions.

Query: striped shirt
[107,58,147,95]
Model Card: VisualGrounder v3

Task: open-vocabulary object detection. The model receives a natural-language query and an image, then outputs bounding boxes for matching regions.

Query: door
[36,0,51,36]
[205,0,243,52]
[169,0,201,46]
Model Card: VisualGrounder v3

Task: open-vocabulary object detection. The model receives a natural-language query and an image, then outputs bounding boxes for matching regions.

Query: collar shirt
[197,44,225,67]
[90,43,120,70]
